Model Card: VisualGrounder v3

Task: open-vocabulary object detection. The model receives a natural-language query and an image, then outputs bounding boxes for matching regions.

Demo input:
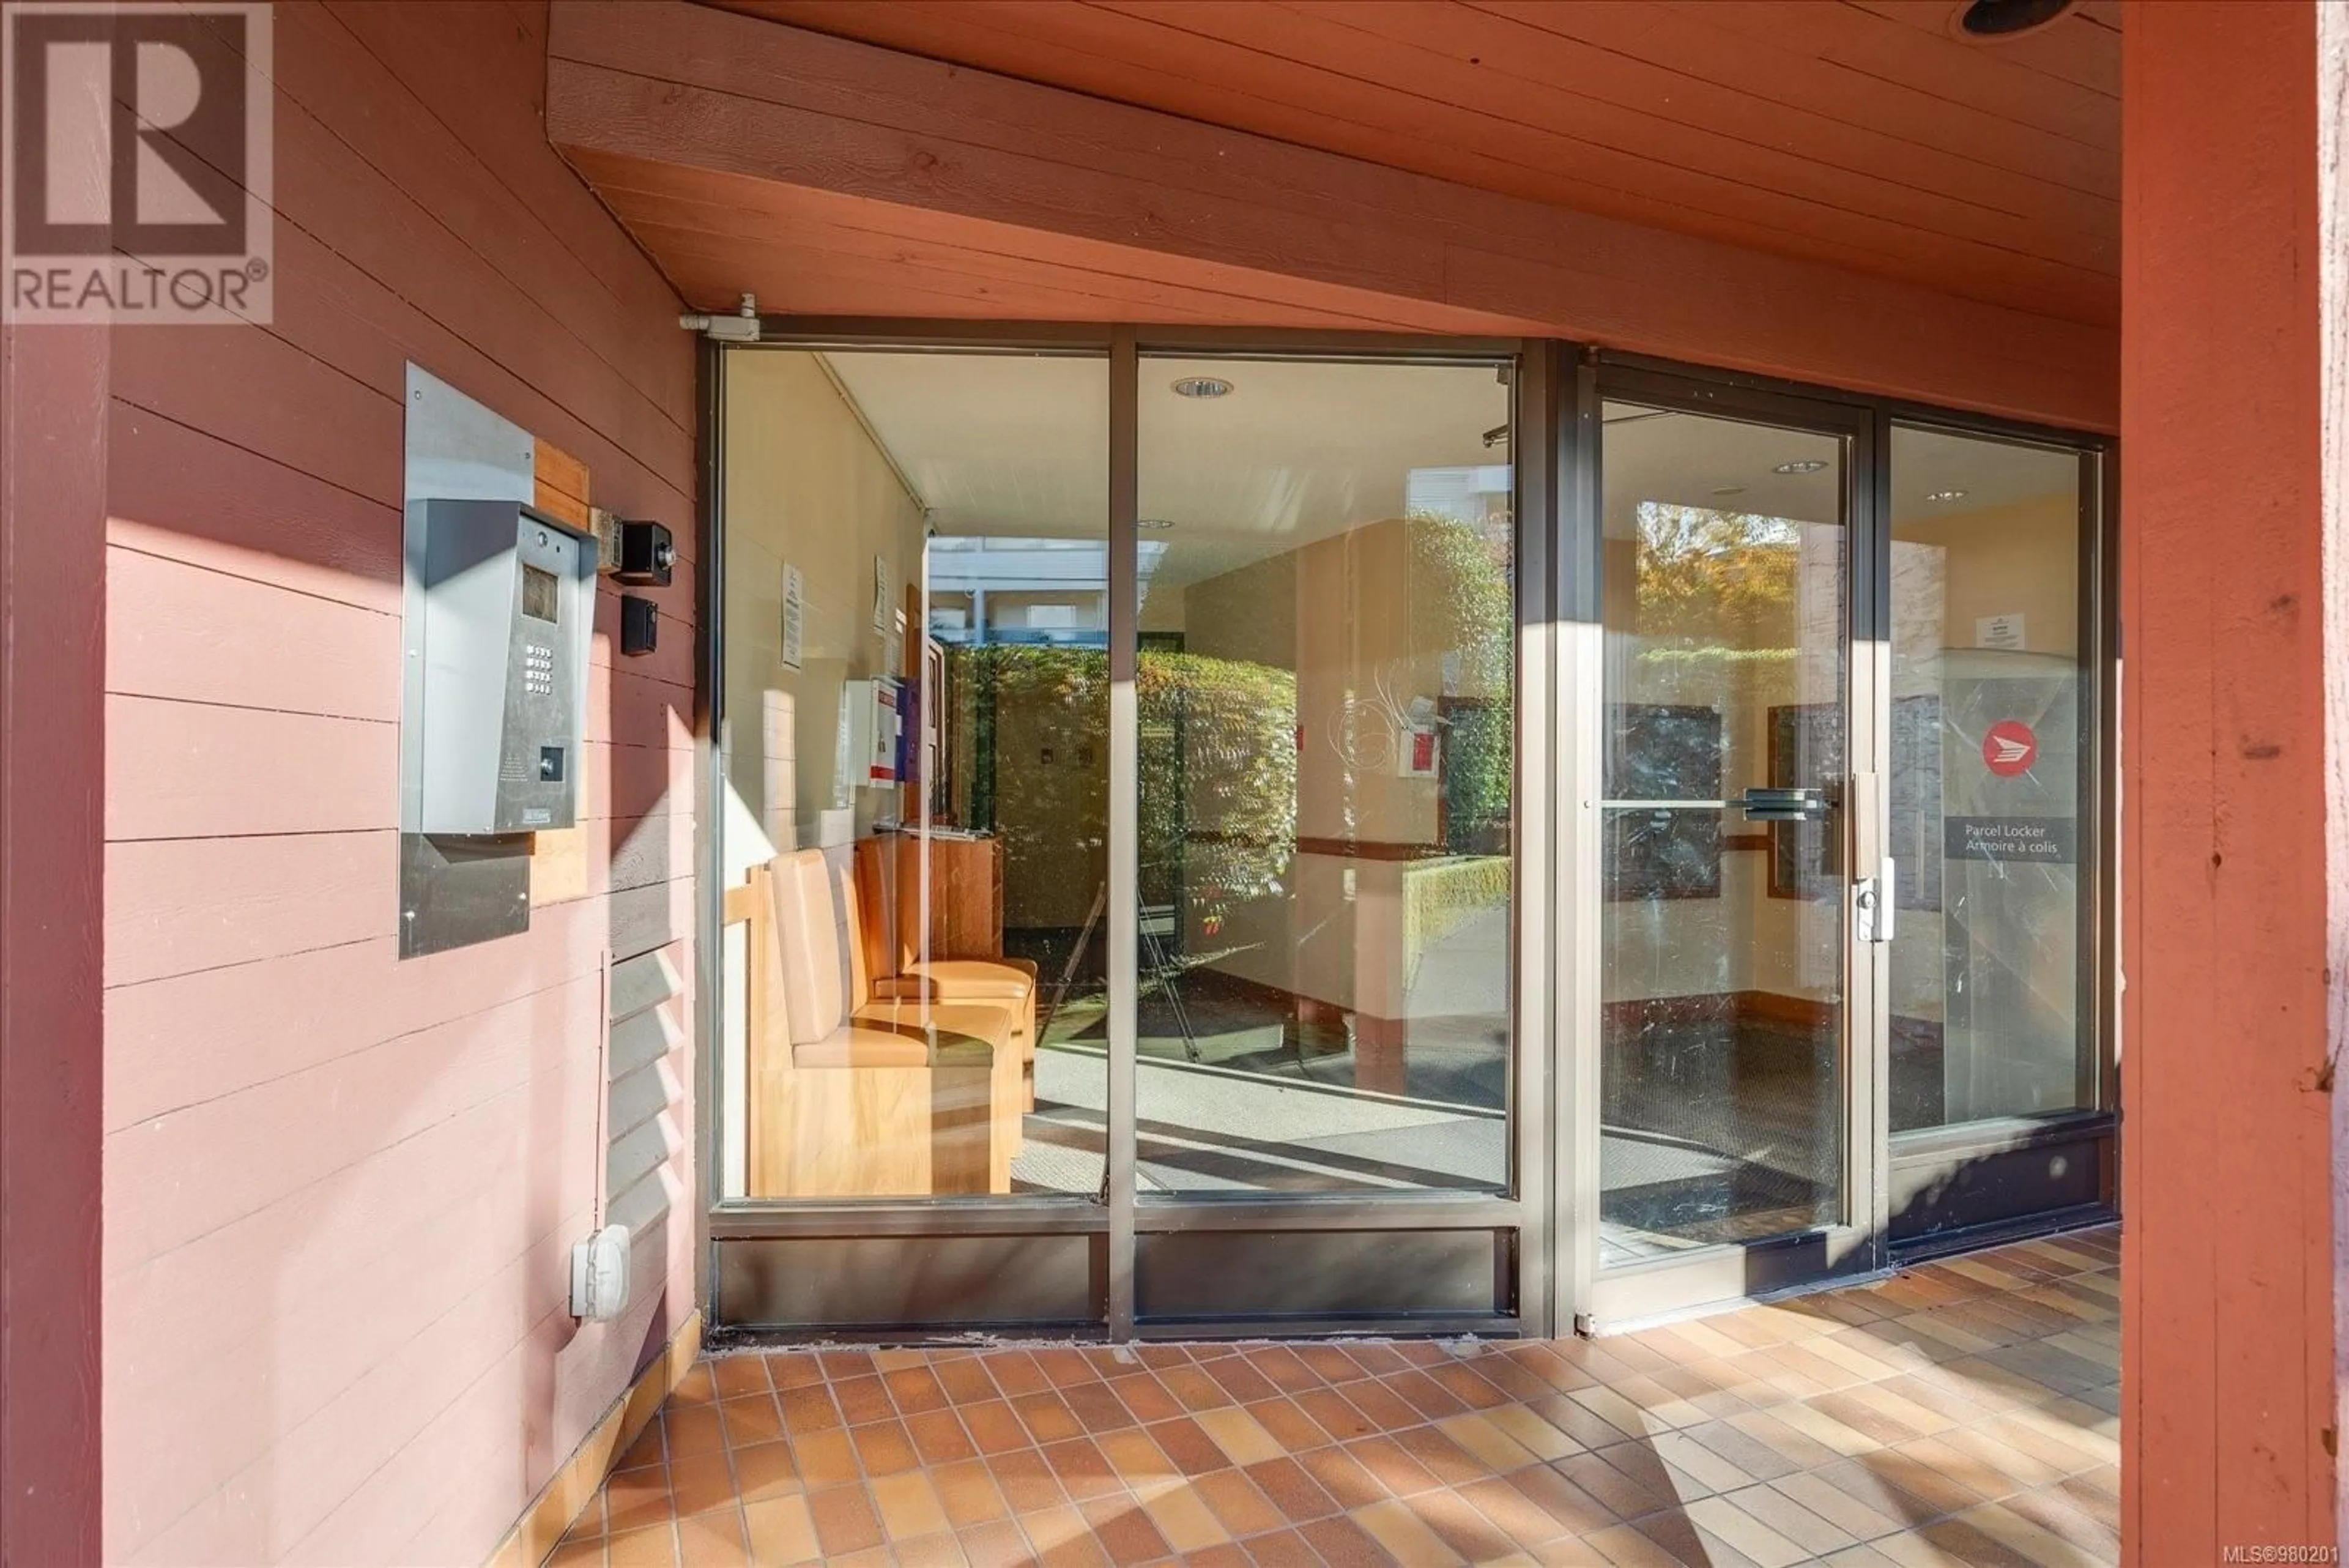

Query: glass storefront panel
[716,348,1109,1200]
[1888,423,2091,1131]
[1131,356,1516,1195]
[1596,403,1850,1262]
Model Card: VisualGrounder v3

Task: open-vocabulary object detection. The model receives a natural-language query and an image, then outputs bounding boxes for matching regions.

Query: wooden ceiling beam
[546,0,2115,431]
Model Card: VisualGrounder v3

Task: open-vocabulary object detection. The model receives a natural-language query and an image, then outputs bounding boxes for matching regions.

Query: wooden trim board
[483,1309,705,1568]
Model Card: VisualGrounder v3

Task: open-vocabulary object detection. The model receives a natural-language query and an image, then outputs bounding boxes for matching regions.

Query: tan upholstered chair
[745,849,1019,1197]
[852,836,1041,1112]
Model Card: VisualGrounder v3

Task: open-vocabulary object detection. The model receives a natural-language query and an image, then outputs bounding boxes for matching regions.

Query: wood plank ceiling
[710,0,2120,327]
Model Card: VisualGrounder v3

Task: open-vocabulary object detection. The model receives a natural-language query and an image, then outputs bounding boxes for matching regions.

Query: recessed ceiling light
[1170,376,1233,399]
[1926,489,1970,503]
[1137,517,1176,530]
[1958,0,2073,39]
[1773,459,1828,475]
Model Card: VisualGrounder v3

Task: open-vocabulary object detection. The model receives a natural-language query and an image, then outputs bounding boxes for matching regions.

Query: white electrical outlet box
[570,1224,631,1321]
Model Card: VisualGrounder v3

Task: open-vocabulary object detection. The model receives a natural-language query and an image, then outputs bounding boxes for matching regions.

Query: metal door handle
[1735,787,1829,822]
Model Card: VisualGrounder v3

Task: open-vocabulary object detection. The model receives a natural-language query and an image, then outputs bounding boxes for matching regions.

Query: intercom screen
[521,564,559,623]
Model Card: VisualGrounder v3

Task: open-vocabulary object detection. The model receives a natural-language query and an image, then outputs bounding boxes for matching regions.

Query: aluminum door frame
[1567,356,1890,1332]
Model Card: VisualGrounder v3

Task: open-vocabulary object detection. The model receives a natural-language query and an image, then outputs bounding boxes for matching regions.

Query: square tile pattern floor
[554,1227,2119,1567]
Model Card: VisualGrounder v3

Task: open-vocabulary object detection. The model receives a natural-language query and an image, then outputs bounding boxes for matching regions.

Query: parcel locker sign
[1946,815,2077,864]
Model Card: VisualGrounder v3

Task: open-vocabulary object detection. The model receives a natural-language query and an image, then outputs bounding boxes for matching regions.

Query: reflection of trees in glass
[1633,502,1800,653]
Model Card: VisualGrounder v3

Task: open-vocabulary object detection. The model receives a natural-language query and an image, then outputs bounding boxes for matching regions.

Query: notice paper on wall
[1975,613,2026,651]
[781,563,804,671]
[872,555,892,634]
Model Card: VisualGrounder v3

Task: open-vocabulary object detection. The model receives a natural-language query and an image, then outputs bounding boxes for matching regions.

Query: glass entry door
[1580,381,1883,1328]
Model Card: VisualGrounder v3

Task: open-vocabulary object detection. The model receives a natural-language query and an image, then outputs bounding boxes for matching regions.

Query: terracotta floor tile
[718,1392,784,1448]
[1195,1406,1286,1468]
[1503,1462,1618,1537]
[1160,1365,1239,1414]
[709,1354,771,1400]
[985,1351,1053,1399]
[666,1405,729,1459]
[988,1447,1067,1513]
[1105,1373,1185,1425]
[1201,1356,1282,1405]
[1296,1388,1378,1444]
[1014,1391,1089,1446]
[932,1458,1011,1528]
[1193,1468,1286,1539]
[790,1427,861,1490]
[1349,1497,1461,1567]
[607,1522,681,1568]
[1066,1380,1141,1435]
[1041,1435,1124,1500]
[964,1399,1037,1456]
[1294,1514,1393,1566]
[1140,1480,1230,1553]
[959,1518,1035,1568]
[894,1531,971,1567]
[1242,1396,1326,1454]
[1294,1345,1366,1384]
[1180,1543,1255,1568]
[1245,1346,1322,1395]
[908,1407,981,1466]
[729,1439,801,1504]
[872,1470,953,1542]
[853,1418,924,1476]
[1343,1435,1441,1498]
[546,1535,606,1568]
[1095,1426,1179,1489]
[818,1349,879,1383]
[667,1450,740,1519]
[1335,1378,1423,1434]
[577,1230,2121,1568]
[807,1482,886,1556]
[1028,1505,1111,1568]
[1457,1474,1570,1550]
[673,1507,749,1568]
[1080,1495,1176,1565]
[1150,1416,1237,1477]
[1240,1457,1341,1524]
[764,1353,825,1392]
[602,1466,676,1536]
[888,1365,954,1416]
[1034,1348,1104,1387]
[937,1357,1004,1405]
[1293,1444,1382,1511]
[775,1385,843,1440]
[615,1421,666,1473]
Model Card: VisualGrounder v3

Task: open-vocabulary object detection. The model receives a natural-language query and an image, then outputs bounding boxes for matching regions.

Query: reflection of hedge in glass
[1408,515,1513,850]
[943,644,1299,927]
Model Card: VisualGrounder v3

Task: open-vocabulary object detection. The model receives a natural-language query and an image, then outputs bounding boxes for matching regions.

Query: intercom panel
[409,499,596,834]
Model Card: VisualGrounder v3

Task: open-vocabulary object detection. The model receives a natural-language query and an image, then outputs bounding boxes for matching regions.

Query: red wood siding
[718,0,2120,325]
[2121,1,2340,1557]
[98,4,695,1563]
[548,1,2117,431]
[0,321,109,1564]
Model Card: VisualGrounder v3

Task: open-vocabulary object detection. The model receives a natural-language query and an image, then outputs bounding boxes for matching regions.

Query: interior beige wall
[1176,516,1509,1016]
[721,351,927,876]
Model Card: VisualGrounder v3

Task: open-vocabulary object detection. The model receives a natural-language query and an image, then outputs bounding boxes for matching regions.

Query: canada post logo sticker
[3,2,273,324]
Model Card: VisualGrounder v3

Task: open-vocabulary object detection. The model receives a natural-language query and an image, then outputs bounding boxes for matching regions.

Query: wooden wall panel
[2120,2,2340,1557]
[97,4,696,1564]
